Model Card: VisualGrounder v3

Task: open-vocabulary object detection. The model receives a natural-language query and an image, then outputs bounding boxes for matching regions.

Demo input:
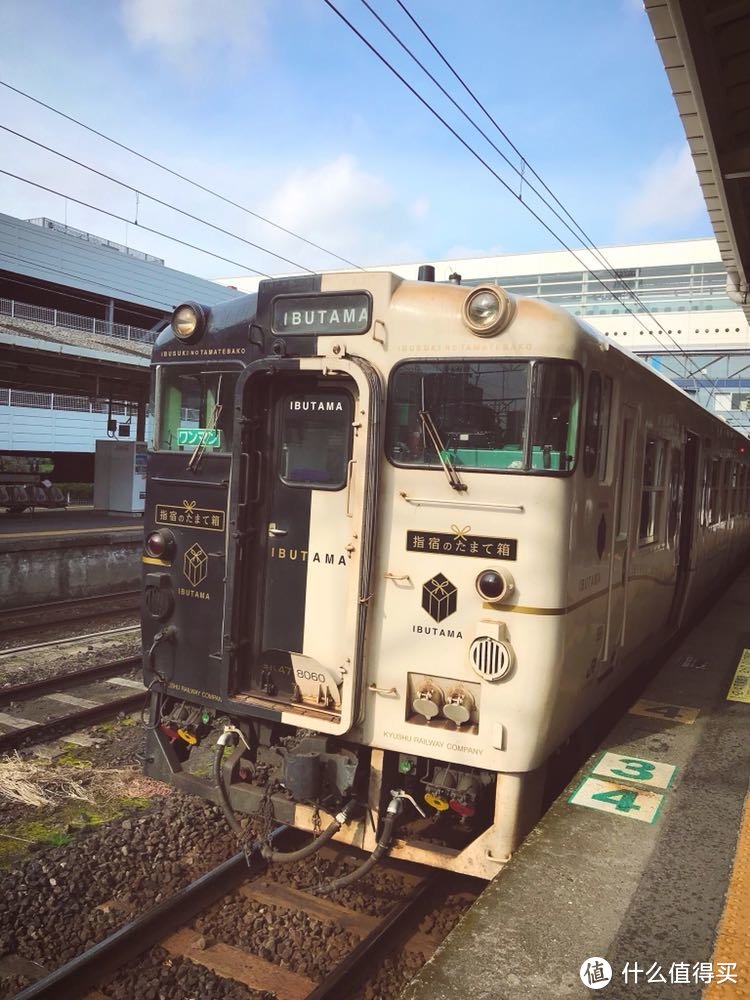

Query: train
[140,268,750,881]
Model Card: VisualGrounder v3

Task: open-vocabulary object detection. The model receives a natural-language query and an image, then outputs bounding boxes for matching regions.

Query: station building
[220,237,750,437]
[0,211,241,481]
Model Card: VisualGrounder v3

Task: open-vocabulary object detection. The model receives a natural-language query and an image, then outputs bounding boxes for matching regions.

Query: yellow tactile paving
[704,792,750,998]
[0,525,142,539]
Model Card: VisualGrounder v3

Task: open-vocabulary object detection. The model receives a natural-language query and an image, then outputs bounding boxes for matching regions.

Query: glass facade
[464,262,733,316]
[461,260,749,436]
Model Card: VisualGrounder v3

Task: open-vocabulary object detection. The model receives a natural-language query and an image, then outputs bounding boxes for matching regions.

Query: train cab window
[638,436,666,544]
[387,360,579,474]
[156,368,238,453]
[277,390,352,489]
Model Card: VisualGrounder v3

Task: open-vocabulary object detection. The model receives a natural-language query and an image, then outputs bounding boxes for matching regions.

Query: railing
[0,387,136,415]
[0,296,157,343]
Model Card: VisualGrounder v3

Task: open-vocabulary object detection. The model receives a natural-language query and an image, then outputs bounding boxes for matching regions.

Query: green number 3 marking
[591,789,642,812]
[610,758,656,781]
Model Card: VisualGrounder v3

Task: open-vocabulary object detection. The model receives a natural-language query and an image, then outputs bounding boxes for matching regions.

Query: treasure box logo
[184,542,208,588]
[422,573,457,623]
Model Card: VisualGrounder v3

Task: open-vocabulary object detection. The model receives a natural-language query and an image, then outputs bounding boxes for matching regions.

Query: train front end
[141,272,583,879]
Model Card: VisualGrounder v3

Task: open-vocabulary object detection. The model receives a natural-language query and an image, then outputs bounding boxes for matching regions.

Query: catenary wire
[0,78,362,270]
[0,169,272,278]
[331,0,727,394]
[361,0,720,383]
[0,124,315,274]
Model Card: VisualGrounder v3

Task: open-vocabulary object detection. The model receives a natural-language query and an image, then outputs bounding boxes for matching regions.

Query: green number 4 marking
[591,788,642,813]
[610,758,656,782]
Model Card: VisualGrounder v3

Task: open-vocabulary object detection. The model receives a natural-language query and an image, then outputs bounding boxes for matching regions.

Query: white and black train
[141,269,750,880]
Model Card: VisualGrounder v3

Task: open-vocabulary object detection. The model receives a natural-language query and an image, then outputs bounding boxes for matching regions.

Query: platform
[400,566,750,1000]
[0,507,143,608]
[0,505,143,544]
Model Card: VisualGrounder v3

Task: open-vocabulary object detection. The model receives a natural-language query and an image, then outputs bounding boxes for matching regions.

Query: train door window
[616,416,634,537]
[156,368,238,453]
[638,436,666,544]
[582,373,601,478]
[667,447,681,545]
[724,460,734,520]
[277,390,352,489]
[598,376,613,482]
[708,458,721,524]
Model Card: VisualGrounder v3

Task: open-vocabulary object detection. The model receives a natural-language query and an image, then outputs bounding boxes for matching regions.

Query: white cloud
[618,144,707,234]
[259,155,425,267]
[120,0,269,63]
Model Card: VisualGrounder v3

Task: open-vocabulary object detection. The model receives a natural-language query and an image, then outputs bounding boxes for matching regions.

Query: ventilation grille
[469,636,511,681]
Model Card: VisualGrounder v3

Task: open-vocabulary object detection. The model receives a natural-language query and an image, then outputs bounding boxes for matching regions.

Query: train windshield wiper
[419,410,467,492]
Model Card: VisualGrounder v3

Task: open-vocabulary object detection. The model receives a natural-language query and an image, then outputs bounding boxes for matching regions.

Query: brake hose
[213,729,357,860]
[316,795,402,894]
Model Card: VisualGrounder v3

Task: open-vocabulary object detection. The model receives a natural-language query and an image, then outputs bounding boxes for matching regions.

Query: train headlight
[476,567,514,603]
[145,528,175,560]
[171,302,206,342]
[462,286,514,337]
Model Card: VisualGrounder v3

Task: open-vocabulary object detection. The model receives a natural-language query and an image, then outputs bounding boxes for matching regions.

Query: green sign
[177,428,220,447]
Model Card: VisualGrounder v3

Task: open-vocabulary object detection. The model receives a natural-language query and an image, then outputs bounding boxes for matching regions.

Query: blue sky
[0,0,711,280]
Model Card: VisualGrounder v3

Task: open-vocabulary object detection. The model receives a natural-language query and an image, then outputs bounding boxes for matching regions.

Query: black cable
[1,124,315,274]
[389,0,710,364]
[0,168,271,277]
[329,0,726,391]
[0,78,362,270]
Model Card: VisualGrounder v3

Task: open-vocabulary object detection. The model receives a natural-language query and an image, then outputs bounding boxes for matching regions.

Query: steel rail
[11,852,255,1000]
[0,625,139,657]
[0,692,146,754]
[305,870,442,1000]
[0,655,141,708]
[0,591,140,635]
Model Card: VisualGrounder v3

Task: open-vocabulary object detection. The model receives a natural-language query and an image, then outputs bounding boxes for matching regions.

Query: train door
[668,431,699,626]
[604,404,637,663]
[227,358,379,736]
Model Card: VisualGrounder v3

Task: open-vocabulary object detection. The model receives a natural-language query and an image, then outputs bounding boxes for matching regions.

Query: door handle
[268,523,287,537]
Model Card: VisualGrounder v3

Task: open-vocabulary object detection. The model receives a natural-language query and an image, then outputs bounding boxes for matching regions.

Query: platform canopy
[647,0,750,323]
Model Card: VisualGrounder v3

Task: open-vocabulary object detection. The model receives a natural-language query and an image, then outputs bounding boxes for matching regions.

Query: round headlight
[171,302,206,341]
[462,286,514,337]
[145,529,175,560]
[476,567,514,603]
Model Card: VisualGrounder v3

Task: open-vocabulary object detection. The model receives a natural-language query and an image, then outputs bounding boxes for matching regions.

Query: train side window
[529,362,580,471]
[638,436,666,544]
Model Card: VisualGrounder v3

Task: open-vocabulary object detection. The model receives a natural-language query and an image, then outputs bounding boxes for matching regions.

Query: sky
[0,0,712,282]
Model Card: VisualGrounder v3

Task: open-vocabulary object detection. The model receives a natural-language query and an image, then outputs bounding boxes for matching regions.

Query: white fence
[0,296,157,343]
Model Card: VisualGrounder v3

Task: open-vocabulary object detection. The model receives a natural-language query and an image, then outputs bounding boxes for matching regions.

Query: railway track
[8,838,474,1000]
[0,591,140,639]
[0,656,145,753]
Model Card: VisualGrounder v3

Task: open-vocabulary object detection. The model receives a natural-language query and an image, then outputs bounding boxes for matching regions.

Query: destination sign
[271,292,371,336]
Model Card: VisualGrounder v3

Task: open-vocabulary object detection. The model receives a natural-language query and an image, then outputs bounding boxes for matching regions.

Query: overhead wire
[0,78,362,270]
[0,168,272,277]
[0,124,320,275]
[351,0,726,393]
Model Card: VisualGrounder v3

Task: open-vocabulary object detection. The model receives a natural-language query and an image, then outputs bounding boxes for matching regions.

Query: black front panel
[142,452,230,702]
